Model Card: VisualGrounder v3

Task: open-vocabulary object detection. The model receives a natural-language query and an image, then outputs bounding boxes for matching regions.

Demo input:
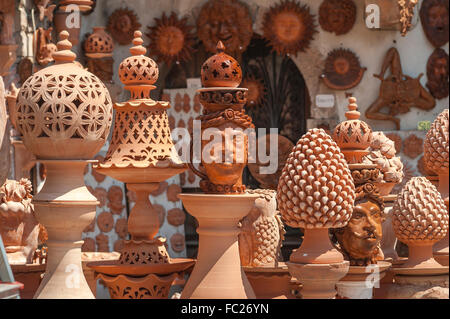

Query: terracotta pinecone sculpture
[424,109,449,176]
[392,177,449,268]
[239,189,285,267]
[278,128,355,229]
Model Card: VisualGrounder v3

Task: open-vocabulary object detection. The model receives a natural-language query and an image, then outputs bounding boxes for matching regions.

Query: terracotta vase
[243,264,294,299]
[277,128,355,298]
[87,31,193,299]
[13,31,113,299]
[178,193,258,299]
[189,42,253,194]
[53,10,81,46]
[84,26,113,58]
[392,177,449,273]
[424,109,449,264]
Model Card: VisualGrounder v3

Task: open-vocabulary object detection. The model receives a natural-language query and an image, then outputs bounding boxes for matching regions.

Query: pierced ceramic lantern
[332,97,373,164]
[84,27,113,58]
[15,31,113,159]
[190,41,253,194]
[277,128,356,264]
[392,177,449,270]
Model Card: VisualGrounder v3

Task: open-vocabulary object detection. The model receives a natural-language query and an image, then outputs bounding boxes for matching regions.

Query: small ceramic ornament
[426,48,449,100]
[419,0,449,48]
[262,0,318,56]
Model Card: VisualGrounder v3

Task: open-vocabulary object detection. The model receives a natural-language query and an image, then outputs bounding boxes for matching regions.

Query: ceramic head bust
[420,0,449,48]
[334,183,385,266]
[239,189,285,267]
[0,178,40,265]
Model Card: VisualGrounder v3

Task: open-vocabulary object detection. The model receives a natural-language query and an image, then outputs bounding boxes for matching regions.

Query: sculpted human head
[427,48,449,100]
[319,0,356,35]
[420,0,449,47]
[334,183,385,266]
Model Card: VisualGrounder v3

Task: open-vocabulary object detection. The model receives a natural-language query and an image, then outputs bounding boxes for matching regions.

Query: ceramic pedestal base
[178,194,258,299]
[243,263,294,299]
[384,274,449,299]
[11,263,46,299]
[286,261,349,299]
[336,261,391,299]
[33,160,97,299]
[81,252,120,296]
[380,196,399,261]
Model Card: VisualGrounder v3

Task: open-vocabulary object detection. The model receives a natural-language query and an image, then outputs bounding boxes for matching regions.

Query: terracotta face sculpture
[334,184,385,266]
[262,0,317,56]
[147,12,195,65]
[426,48,449,100]
[196,0,253,55]
[321,48,366,90]
[366,47,436,130]
[0,179,40,265]
[107,8,141,45]
[420,0,449,48]
[319,0,356,35]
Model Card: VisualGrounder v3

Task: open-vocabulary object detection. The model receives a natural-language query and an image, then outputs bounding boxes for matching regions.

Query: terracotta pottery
[53,10,81,46]
[58,0,93,12]
[424,109,449,264]
[84,27,113,58]
[336,261,391,299]
[420,0,449,48]
[16,31,113,159]
[33,27,56,66]
[196,0,253,55]
[262,0,318,56]
[11,263,46,299]
[319,0,356,35]
[365,47,435,130]
[392,177,449,272]
[380,194,400,261]
[238,189,284,267]
[243,263,294,299]
[88,31,192,299]
[80,252,120,296]
[278,128,355,264]
[190,42,253,194]
[321,48,366,90]
[107,8,141,45]
[0,178,40,265]
[426,48,449,100]
[178,193,258,299]
[146,12,196,65]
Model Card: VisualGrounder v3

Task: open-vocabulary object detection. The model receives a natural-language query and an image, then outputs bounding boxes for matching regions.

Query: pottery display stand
[380,195,399,261]
[373,258,407,299]
[336,261,391,299]
[286,261,349,299]
[33,160,97,299]
[243,263,294,299]
[178,194,258,299]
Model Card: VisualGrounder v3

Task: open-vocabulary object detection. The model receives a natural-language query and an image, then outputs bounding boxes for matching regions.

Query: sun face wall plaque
[147,12,195,65]
[262,0,318,56]
[419,0,449,48]
[321,48,366,90]
[426,48,449,100]
[107,8,141,45]
[196,0,253,55]
[319,0,356,35]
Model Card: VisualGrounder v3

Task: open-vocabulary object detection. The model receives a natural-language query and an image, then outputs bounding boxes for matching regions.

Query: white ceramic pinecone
[424,109,449,175]
[392,177,449,245]
[277,128,355,229]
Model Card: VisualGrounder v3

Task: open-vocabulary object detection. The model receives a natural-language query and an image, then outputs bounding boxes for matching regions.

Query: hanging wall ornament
[241,74,267,107]
[319,0,356,35]
[321,48,366,90]
[419,0,449,48]
[426,48,449,100]
[58,0,93,12]
[107,8,141,45]
[146,12,195,65]
[196,0,253,55]
[262,0,318,56]
[34,27,57,66]
[34,0,56,22]
[398,0,419,36]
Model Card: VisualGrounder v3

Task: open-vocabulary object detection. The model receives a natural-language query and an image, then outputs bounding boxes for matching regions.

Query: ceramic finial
[345,97,360,120]
[216,41,225,53]
[53,30,77,63]
[130,30,147,56]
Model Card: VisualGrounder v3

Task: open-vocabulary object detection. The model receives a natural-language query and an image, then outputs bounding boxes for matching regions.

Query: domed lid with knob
[84,26,114,58]
[118,31,159,101]
[201,41,242,88]
[333,97,373,163]
[15,30,113,160]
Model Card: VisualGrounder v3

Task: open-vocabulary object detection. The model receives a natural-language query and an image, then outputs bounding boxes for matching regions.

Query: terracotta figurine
[426,48,449,100]
[319,0,356,35]
[365,48,435,130]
